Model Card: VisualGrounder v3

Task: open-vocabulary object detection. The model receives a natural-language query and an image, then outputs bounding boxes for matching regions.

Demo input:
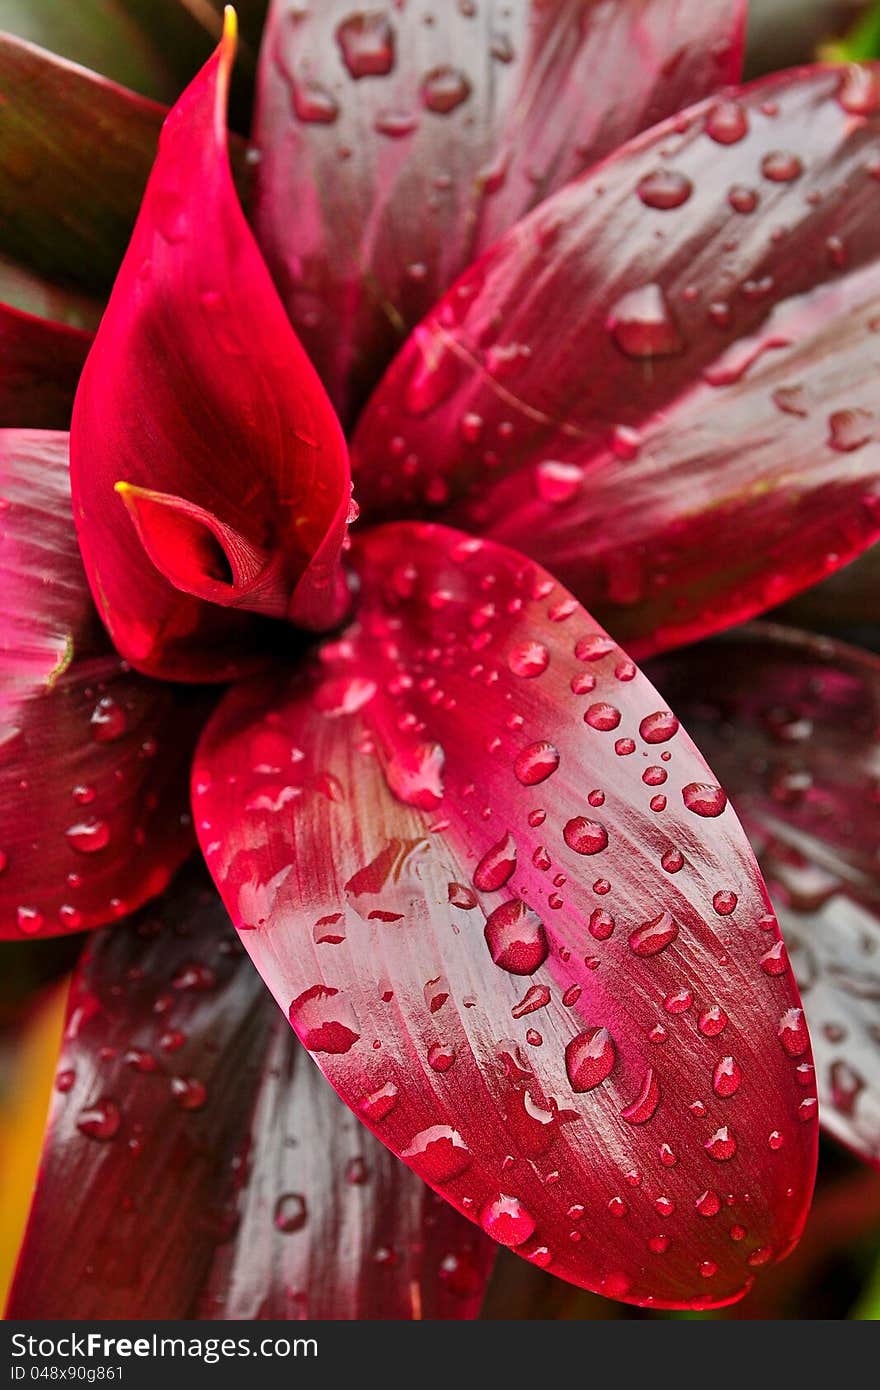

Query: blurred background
[1,0,879,1320]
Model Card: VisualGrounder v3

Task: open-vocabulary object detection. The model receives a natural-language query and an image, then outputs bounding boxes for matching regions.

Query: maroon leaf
[193,522,817,1309]
[648,624,880,1168]
[352,63,880,658]
[70,16,352,682]
[0,302,91,428]
[253,0,745,422]
[7,864,494,1319]
[0,430,209,940]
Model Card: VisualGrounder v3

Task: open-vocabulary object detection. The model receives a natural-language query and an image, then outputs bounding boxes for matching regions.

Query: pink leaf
[7,864,493,1318]
[194,522,817,1309]
[253,0,745,421]
[648,623,880,1169]
[70,14,351,683]
[0,430,209,939]
[353,63,880,657]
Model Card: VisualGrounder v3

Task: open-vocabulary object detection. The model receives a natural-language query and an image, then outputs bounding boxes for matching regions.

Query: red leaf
[352,63,880,658]
[648,623,880,1169]
[253,0,745,422]
[0,430,209,940]
[71,14,352,683]
[7,865,494,1319]
[193,522,817,1309]
[0,302,91,428]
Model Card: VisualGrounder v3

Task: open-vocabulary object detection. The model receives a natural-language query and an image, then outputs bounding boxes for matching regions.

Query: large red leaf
[7,864,494,1319]
[647,624,880,1169]
[0,303,91,429]
[71,15,352,683]
[253,0,745,422]
[0,430,209,940]
[352,63,880,658]
[194,522,817,1309]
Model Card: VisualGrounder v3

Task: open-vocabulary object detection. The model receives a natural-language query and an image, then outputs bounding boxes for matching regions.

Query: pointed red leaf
[7,864,494,1319]
[194,522,817,1309]
[0,302,91,428]
[0,429,209,940]
[253,0,745,422]
[352,63,880,658]
[71,16,352,682]
[647,624,880,1168]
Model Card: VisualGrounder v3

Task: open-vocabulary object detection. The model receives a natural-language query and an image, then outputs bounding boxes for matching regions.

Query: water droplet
[713,890,738,916]
[629,911,678,957]
[705,1125,737,1160]
[292,80,339,124]
[575,633,616,662]
[607,284,683,358]
[484,900,548,975]
[534,460,583,504]
[696,1189,721,1217]
[289,985,360,1053]
[682,783,728,817]
[589,908,615,941]
[90,696,127,742]
[404,1125,472,1181]
[713,1056,742,1097]
[64,818,111,855]
[664,988,693,1014]
[827,408,873,452]
[448,882,478,909]
[761,150,803,183]
[728,184,759,213]
[639,711,679,744]
[512,984,551,1019]
[513,741,559,786]
[829,1060,864,1115]
[76,1098,121,1141]
[661,848,684,873]
[705,100,749,144]
[474,831,517,890]
[480,1194,536,1247]
[421,65,471,113]
[507,641,550,678]
[358,1081,399,1121]
[565,1028,616,1092]
[698,1005,728,1037]
[637,168,693,209]
[760,940,788,975]
[838,63,880,115]
[584,702,621,732]
[374,108,418,138]
[170,1076,207,1110]
[563,817,608,855]
[428,1042,457,1072]
[385,740,445,809]
[777,1008,809,1057]
[336,11,395,78]
[621,1068,661,1124]
[274,1192,307,1232]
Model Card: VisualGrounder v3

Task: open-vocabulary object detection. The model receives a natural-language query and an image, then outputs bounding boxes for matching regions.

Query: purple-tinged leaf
[7,864,494,1319]
[253,0,745,421]
[194,522,816,1309]
[353,63,880,657]
[648,624,880,1167]
[0,430,209,940]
